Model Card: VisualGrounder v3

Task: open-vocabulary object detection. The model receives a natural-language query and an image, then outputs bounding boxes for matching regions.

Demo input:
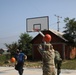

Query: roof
[48,29,68,42]
[31,29,68,43]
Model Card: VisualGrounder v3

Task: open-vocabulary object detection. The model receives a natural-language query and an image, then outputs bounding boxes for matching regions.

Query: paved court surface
[0,67,76,75]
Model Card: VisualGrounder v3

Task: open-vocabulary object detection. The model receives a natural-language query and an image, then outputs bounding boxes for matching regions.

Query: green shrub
[0,54,10,62]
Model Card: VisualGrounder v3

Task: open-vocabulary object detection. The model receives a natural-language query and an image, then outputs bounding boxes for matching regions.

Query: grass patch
[25,61,42,68]
[61,59,76,70]
[25,59,76,70]
[0,58,76,70]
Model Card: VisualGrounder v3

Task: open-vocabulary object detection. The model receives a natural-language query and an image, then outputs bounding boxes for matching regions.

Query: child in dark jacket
[15,49,27,75]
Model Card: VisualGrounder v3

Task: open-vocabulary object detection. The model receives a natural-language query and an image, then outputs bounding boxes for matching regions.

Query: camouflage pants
[43,66,56,75]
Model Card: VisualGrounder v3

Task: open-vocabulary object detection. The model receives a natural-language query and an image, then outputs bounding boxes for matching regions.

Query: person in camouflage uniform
[38,43,56,75]
[54,50,62,75]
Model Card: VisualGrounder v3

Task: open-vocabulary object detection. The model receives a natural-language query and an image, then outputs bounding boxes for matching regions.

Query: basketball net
[33,28,45,37]
[33,28,40,32]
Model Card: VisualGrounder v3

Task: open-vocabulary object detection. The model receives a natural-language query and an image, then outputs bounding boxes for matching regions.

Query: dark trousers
[15,62,24,75]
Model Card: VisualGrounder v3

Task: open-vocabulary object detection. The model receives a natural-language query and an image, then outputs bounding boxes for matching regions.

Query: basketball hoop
[33,28,45,37]
[26,16,49,32]
[33,28,40,32]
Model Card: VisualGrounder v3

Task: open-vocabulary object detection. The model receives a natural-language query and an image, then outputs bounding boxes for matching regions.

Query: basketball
[10,57,16,63]
[43,34,52,42]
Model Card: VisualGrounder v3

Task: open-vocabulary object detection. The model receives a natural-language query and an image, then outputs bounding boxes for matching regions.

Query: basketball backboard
[26,16,49,32]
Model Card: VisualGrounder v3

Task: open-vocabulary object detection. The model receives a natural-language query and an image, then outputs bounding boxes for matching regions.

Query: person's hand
[25,55,27,60]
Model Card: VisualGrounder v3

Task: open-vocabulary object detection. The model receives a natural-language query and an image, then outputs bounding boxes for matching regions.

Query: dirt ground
[0,67,76,75]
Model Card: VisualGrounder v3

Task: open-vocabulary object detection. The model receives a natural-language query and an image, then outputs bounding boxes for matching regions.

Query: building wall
[32,43,68,60]
[65,45,70,59]
[52,43,63,59]
[31,31,70,60]
[32,44,42,60]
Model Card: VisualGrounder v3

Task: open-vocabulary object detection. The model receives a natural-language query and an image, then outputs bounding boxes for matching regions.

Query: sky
[0,0,76,49]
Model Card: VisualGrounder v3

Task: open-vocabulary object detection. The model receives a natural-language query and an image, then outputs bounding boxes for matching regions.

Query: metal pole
[55,15,62,31]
